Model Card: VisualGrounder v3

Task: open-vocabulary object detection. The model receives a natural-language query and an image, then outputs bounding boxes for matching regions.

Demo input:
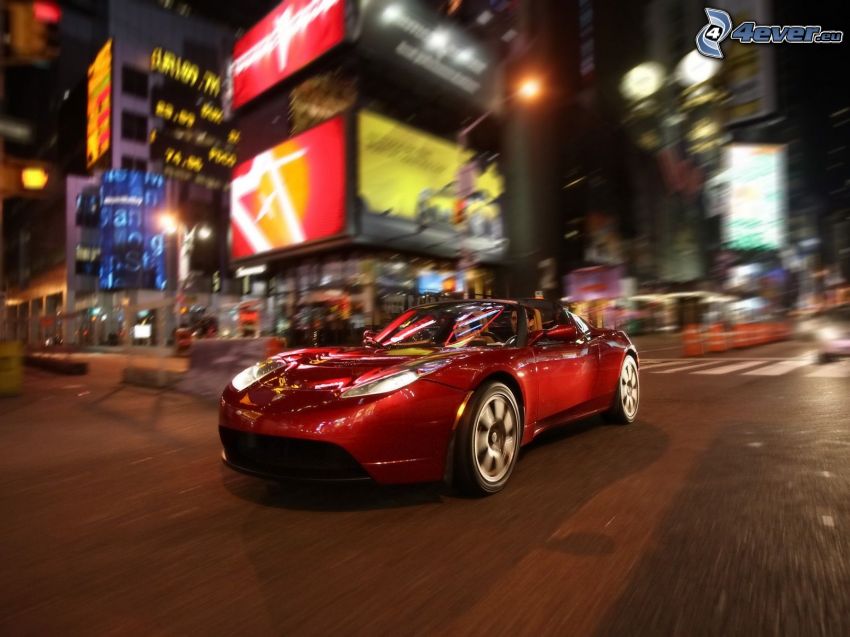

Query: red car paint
[219,300,638,485]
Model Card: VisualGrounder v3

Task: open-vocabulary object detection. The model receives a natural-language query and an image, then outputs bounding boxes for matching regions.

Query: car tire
[603,355,639,425]
[453,382,521,497]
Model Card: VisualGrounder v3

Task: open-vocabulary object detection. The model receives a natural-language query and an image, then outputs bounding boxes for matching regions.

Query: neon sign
[86,39,112,168]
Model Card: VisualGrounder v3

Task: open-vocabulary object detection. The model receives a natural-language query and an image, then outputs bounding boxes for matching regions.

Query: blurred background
[1,0,847,351]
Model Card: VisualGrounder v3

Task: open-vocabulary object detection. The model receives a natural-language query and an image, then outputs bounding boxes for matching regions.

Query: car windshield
[373,302,520,348]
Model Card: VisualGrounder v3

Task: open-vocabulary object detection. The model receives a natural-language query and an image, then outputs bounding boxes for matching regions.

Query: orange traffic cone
[682,325,704,357]
[706,324,729,352]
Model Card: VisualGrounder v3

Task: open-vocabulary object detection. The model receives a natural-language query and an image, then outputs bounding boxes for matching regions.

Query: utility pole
[1,7,7,341]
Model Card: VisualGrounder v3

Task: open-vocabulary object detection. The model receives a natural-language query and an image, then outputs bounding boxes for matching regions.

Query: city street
[2,339,848,636]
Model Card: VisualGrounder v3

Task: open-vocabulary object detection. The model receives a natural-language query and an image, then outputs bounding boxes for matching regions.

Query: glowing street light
[676,50,721,87]
[160,212,178,235]
[517,77,542,102]
[20,166,49,190]
[196,224,213,241]
[620,62,665,102]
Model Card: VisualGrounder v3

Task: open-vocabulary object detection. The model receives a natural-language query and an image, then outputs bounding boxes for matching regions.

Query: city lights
[20,166,48,190]
[160,212,179,235]
[620,62,665,101]
[517,77,542,101]
[676,50,721,87]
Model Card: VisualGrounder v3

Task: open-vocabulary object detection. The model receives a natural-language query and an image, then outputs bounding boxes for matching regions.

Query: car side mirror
[528,324,578,346]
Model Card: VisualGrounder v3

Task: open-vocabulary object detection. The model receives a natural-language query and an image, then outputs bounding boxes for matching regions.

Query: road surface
[1,339,848,635]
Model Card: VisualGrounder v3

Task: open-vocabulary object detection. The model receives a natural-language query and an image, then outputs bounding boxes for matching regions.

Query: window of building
[121,111,148,142]
[122,66,148,98]
[121,156,147,172]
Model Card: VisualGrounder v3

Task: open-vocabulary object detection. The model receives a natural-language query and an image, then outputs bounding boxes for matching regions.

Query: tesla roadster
[219,299,639,495]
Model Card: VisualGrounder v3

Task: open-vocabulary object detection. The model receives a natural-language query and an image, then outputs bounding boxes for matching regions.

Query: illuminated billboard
[230,116,346,260]
[724,144,786,251]
[149,47,238,190]
[86,39,112,168]
[231,0,347,109]
[358,110,503,240]
[98,170,167,290]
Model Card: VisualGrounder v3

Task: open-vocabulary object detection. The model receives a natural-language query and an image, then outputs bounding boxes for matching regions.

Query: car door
[532,311,599,425]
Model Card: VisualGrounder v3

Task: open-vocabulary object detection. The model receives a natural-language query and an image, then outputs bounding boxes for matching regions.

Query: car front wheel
[454,382,521,496]
[604,355,639,424]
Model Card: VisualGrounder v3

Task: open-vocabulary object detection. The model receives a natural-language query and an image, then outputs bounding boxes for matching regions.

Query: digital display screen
[98,170,167,290]
[231,0,346,109]
[149,51,238,190]
[230,116,347,259]
[358,110,504,240]
[417,271,461,294]
[87,39,112,168]
[725,144,786,251]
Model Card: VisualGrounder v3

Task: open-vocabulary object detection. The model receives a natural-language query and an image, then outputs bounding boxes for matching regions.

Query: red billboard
[231,0,346,109]
[230,116,347,260]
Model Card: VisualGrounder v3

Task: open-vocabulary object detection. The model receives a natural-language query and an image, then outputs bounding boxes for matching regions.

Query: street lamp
[676,51,721,87]
[158,212,213,290]
[517,77,542,102]
[620,62,665,103]
[458,75,543,143]
[455,76,544,296]
[159,212,179,235]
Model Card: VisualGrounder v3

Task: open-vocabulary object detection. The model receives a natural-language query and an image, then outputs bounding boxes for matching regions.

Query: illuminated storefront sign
[358,110,503,239]
[86,39,112,168]
[724,144,786,251]
[231,0,346,109]
[98,170,167,290]
[230,116,346,259]
[150,47,221,97]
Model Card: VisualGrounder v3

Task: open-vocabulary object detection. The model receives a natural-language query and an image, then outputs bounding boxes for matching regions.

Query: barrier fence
[682,322,793,357]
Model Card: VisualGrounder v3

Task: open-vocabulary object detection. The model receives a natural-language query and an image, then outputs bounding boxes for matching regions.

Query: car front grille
[219,427,369,481]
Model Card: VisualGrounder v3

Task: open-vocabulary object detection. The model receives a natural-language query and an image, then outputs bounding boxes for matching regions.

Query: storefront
[229,252,495,346]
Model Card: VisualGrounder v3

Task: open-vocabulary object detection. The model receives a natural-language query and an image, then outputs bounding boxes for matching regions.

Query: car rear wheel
[604,355,639,424]
[454,382,521,496]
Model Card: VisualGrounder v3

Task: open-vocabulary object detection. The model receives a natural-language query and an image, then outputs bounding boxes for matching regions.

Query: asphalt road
[1,339,849,636]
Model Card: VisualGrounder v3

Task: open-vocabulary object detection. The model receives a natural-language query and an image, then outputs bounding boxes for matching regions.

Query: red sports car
[219,299,639,495]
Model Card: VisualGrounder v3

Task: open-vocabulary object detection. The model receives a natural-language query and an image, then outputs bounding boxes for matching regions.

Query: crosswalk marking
[653,361,720,374]
[640,360,687,370]
[639,357,850,378]
[806,362,850,378]
[693,361,767,375]
[744,360,811,376]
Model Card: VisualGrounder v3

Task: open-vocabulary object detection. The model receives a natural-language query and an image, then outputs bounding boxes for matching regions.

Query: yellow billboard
[87,39,112,168]
[358,110,503,236]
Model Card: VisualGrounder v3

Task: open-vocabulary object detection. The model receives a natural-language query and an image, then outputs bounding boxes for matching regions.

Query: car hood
[239,345,467,397]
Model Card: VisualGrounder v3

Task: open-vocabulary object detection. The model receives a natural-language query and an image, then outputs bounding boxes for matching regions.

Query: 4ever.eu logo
[696,8,844,59]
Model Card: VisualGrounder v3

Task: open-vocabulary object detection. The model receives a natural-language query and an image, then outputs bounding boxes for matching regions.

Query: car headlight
[231,359,286,392]
[341,359,451,398]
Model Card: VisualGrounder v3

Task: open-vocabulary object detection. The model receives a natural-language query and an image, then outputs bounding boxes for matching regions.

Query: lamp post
[159,212,212,293]
[455,76,543,297]
[619,56,723,285]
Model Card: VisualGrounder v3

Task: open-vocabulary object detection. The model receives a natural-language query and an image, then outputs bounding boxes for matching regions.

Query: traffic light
[20,165,49,190]
[7,0,61,62]
[0,159,52,197]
